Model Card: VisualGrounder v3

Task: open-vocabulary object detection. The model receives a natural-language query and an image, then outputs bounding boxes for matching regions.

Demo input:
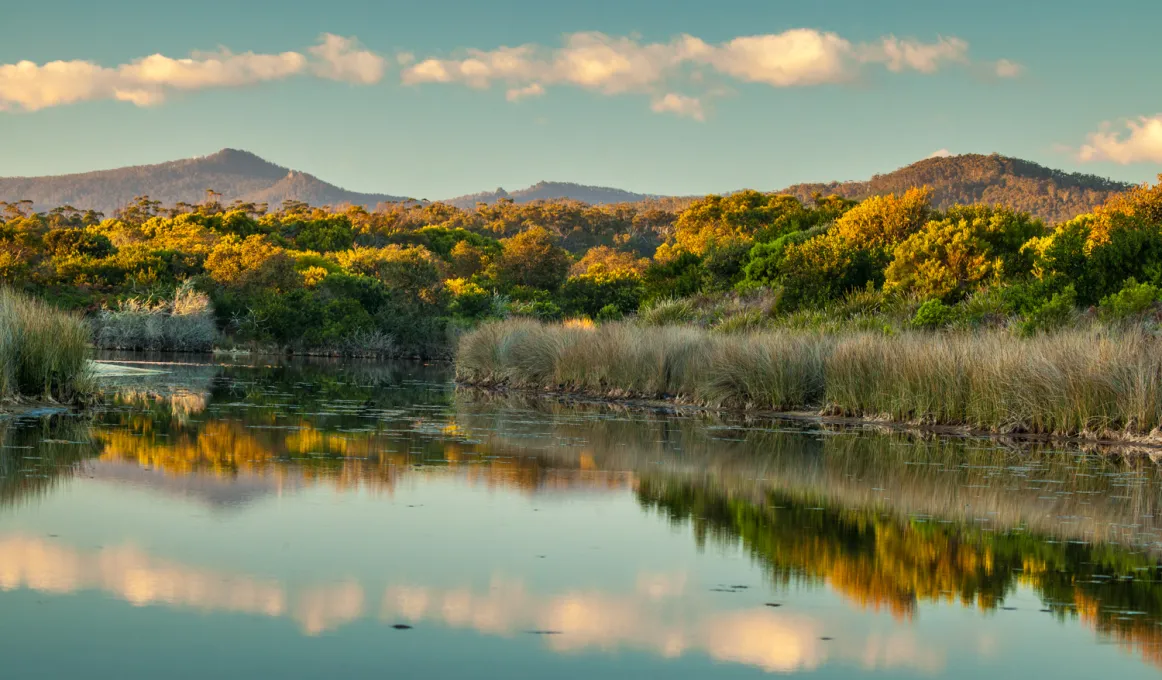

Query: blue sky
[1,0,1160,198]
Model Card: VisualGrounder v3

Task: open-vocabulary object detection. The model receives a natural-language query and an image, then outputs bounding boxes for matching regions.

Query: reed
[94,281,217,352]
[0,288,91,402]
[456,319,1162,438]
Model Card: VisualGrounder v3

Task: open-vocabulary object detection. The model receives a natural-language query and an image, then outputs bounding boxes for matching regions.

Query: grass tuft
[0,288,92,402]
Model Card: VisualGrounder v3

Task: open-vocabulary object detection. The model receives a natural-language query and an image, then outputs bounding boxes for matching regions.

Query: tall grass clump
[457,319,1162,439]
[0,288,91,402]
[95,281,217,352]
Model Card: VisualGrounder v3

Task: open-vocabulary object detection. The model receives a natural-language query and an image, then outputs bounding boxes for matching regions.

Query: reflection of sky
[0,475,1157,679]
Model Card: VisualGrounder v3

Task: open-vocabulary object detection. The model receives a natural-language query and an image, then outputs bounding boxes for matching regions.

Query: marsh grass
[0,288,91,402]
[95,281,217,352]
[457,319,1162,438]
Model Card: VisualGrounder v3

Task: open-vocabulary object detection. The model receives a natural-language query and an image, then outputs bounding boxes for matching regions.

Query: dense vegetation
[0,162,1156,359]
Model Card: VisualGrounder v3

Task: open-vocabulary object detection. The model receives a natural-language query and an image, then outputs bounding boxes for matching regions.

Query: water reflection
[0,535,946,674]
[1,358,1162,676]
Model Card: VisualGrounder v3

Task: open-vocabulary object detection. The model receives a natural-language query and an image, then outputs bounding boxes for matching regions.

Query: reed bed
[0,288,91,402]
[456,319,1162,438]
[94,281,217,352]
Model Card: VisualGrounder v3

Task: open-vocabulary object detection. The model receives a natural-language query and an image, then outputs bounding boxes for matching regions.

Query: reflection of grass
[0,416,100,507]
[458,320,1162,438]
[452,392,1162,551]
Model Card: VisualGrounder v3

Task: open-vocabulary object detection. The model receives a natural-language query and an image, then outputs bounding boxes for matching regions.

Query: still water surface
[2,358,1162,678]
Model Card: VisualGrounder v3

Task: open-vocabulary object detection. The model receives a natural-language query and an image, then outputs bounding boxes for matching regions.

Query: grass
[0,288,92,403]
[94,281,217,352]
[456,318,1162,438]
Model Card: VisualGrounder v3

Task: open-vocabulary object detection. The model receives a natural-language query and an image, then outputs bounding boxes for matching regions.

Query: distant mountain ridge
[0,149,409,216]
[443,181,653,209]
[0,149,1135,223]
[777,153,1133,223]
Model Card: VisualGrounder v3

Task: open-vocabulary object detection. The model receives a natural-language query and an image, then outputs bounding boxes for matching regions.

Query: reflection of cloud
[0,535,946,674]
[860,632,945,673]
[636,571,687,600]
[294,581,364,636]
[702,611,822,672]
[0,536,284,617]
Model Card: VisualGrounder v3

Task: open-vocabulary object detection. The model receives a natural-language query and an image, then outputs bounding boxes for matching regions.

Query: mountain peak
[0,150,405,214]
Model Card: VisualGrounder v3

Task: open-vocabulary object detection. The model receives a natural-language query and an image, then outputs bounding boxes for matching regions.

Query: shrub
[1098,278,1160,321]
[911,300,957,330]
[1018,285,1078,337]
[596,304,623,322]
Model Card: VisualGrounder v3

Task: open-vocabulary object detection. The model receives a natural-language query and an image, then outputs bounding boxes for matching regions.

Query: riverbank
[456,319,1162,441]
[0,289,92,405]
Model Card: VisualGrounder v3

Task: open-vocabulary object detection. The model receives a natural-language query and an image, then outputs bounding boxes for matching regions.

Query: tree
[494,226,571,291]
[884,205,1044,300]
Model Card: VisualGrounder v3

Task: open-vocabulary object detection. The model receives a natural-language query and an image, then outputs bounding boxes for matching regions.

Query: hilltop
[0,149,409,215]
[444,181,653,209]
[778,153,1133,223]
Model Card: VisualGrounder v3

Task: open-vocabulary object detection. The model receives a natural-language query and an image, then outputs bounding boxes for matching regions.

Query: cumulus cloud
[1078,115,1162,164]
[0,34,384,112]
[687,30,854,86]
[308,34,387,84]
[401,29,1014,119]
[862,36,969,73]
[505,83,545,101]
[650,93,705,121]
[928,148,952,158]
[993,59,1024,78]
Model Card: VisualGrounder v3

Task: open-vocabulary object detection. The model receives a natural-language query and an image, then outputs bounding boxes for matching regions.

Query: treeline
[0,174,1159,355]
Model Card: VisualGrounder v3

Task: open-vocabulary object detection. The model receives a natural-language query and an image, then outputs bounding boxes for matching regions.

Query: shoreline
[455,381,1162,456]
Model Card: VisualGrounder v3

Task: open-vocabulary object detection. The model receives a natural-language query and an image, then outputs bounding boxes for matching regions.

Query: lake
[2,357,1161,679]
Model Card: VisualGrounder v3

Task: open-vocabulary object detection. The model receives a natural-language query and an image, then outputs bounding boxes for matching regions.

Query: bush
[911,299,957,330]
[1018,285,1078,337]
[596,304,623,322]
[1098,278,1160,321]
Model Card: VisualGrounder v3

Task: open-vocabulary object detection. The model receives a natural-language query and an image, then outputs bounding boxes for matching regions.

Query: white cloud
[0,35,383,112]
[401,29,1013,118]
[1078,115,1162,164]
[863,36,969,73]
[308,34,387,84]
[993,59,1024,78]
[690,30,855,86]
[928,148,952,158]
[119,50,307,90]
[650,93,704,121]
[505,83,545,101]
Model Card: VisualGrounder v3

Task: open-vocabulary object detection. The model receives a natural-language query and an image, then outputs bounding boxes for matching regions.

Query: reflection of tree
[638,477,1162,668]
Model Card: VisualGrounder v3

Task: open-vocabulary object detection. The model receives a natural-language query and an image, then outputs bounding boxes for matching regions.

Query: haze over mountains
[0,149,1135,223]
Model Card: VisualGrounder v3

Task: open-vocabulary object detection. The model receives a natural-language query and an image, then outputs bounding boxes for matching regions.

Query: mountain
[443,181,652,209]
[0,150,1134,223]
[778,153,1133,223]
[0,149,409,216]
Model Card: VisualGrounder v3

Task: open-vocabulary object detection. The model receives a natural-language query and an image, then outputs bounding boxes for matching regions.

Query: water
[2,357,1162,678]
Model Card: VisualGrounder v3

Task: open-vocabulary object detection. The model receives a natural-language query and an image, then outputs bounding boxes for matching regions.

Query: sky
[1,0,1161,199]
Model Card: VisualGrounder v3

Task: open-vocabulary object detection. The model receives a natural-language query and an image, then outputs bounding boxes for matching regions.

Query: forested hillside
[780,153,1132,223]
